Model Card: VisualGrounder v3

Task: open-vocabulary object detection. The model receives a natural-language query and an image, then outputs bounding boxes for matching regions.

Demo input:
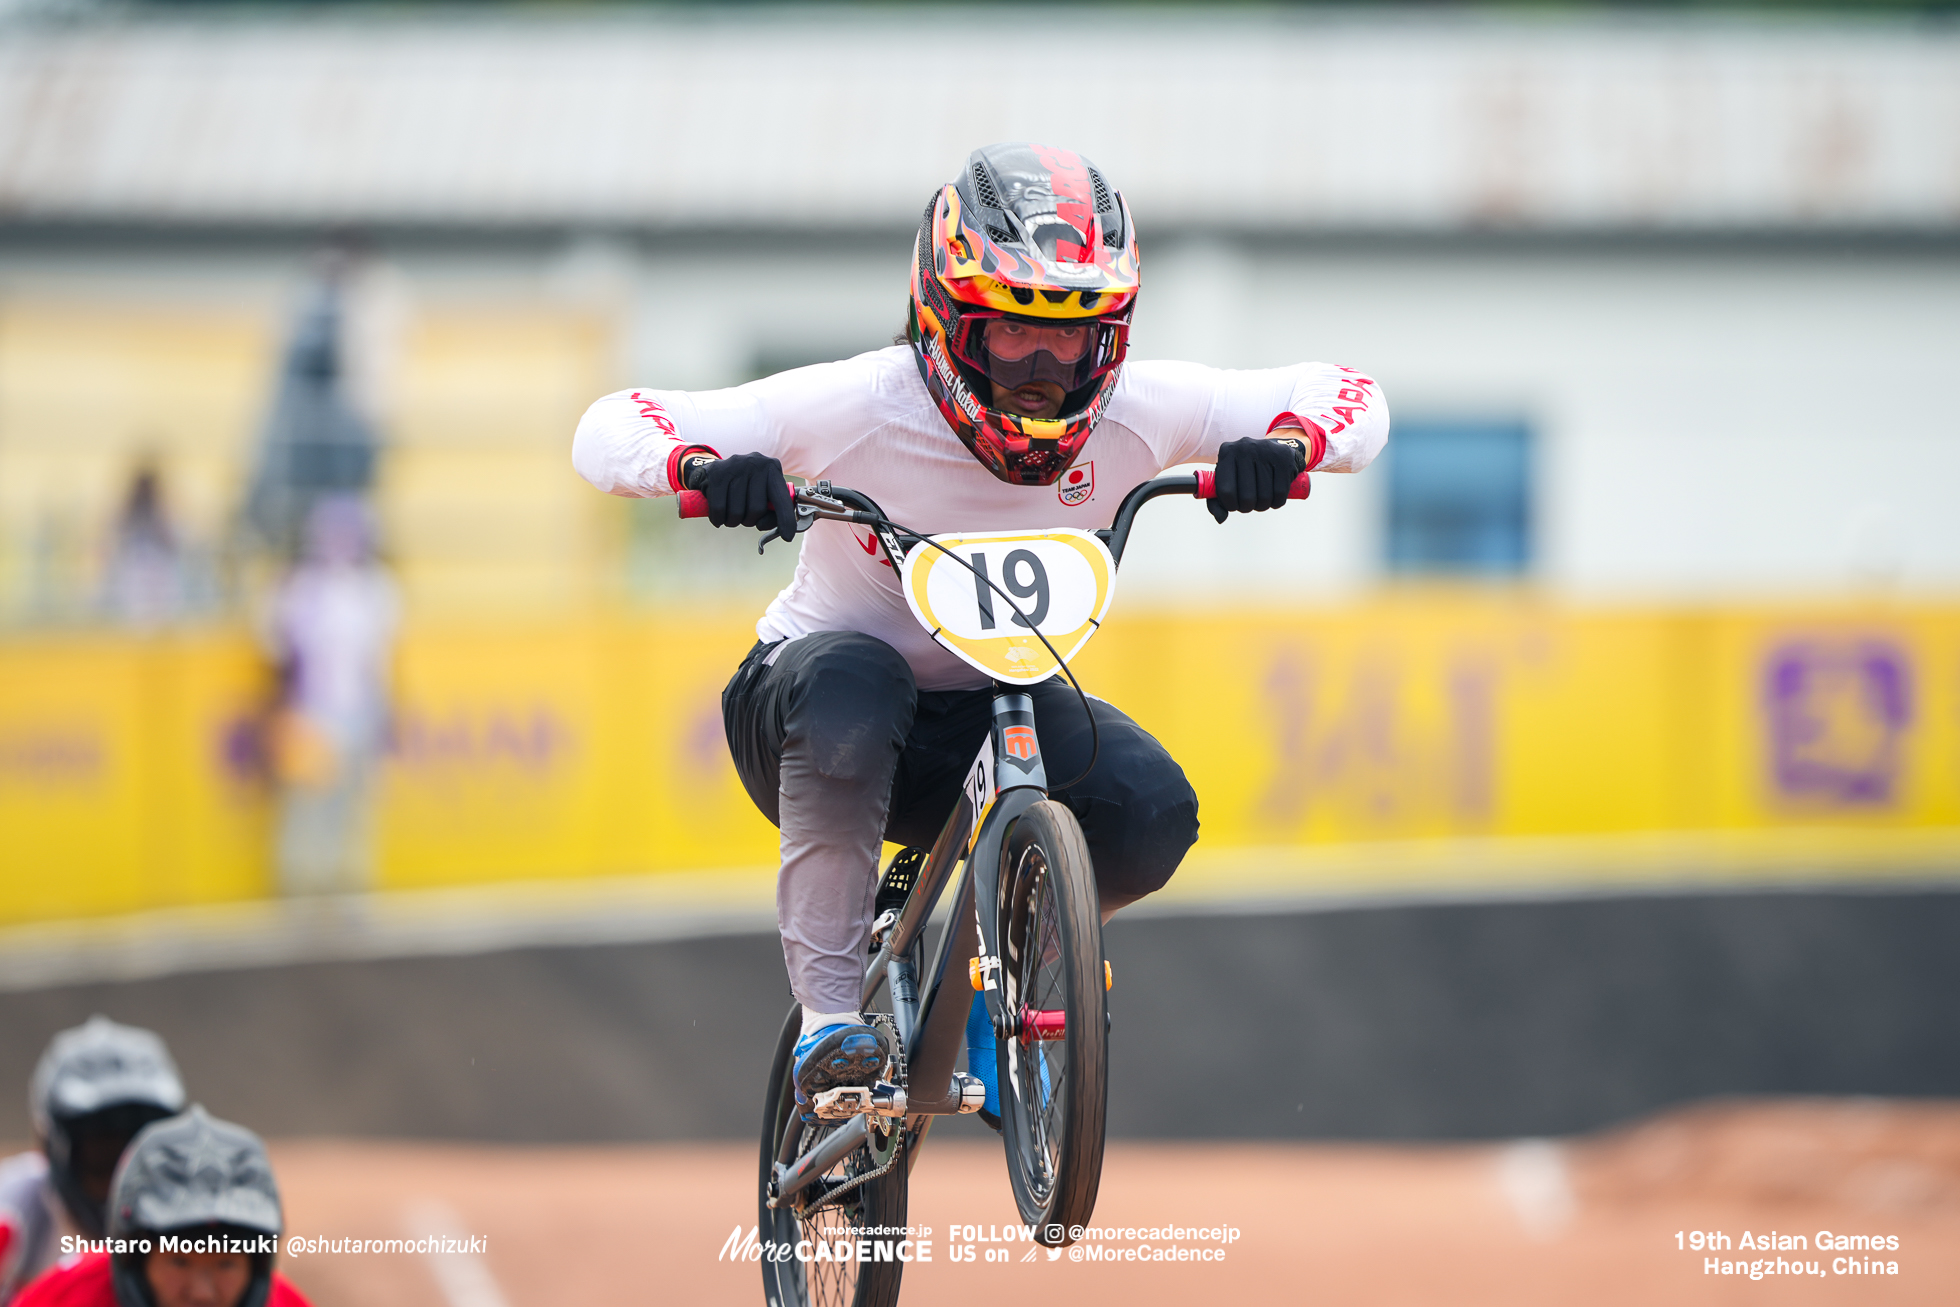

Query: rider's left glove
[1208,436,1309,524]
[687,453,797,543]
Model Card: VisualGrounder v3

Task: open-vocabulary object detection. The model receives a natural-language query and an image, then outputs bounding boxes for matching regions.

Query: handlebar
[675,469,1310,566]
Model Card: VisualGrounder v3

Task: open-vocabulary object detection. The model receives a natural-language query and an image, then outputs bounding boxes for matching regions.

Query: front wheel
[995,799,1107,1244]
[758,1006,908,1307]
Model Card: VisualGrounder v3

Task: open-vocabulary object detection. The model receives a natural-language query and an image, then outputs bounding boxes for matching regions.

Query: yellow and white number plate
[900,528,1117,684]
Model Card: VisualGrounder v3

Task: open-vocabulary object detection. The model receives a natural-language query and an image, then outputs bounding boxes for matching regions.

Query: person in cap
[13,1107,309,1307]
[0,1020,186,1303]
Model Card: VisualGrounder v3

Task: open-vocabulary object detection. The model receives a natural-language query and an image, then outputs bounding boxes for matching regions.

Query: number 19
[971,549,1050,631]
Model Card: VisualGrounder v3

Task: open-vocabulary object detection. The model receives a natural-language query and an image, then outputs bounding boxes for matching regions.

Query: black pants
[722,630,1200,1012]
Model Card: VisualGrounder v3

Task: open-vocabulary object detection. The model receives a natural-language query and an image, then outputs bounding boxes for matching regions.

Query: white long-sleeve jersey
[574,345,1387,690]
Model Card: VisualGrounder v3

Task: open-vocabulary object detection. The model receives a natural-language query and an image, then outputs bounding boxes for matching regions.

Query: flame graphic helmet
[907,143,1140,486]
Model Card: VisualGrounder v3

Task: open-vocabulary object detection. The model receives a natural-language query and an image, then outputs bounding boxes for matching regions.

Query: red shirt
[13,1253,313,1307]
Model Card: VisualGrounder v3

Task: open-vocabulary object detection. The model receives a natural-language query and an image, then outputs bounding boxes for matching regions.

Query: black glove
[686,453,796,543]
[1208,437,1308,523]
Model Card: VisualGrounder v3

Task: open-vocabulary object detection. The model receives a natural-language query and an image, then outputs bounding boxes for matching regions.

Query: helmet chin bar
[1006,445,1069,484]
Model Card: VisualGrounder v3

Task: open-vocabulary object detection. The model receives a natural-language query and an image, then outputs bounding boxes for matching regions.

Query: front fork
[971,691,1048,1043]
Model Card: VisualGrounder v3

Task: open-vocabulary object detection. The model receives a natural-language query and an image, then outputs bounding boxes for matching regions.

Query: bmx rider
[572,142,1389,1119]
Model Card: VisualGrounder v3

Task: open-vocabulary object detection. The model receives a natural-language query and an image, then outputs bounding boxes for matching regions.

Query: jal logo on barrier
[1764,639,1911,806]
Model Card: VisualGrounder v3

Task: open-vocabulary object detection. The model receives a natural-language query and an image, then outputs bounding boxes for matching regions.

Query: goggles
[982,319,1093,365]
[949,312,1128,395]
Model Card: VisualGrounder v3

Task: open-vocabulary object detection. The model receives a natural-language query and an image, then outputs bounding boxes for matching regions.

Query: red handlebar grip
[1192,470,1312,500]
[676,483,798,520]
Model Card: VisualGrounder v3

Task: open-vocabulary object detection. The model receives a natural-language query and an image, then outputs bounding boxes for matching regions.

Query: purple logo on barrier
[1764,639,1911,806]
[0,727,105,787]
[390,707,573,775]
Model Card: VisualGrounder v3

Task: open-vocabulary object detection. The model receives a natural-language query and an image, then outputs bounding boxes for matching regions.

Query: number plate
[899,529,1117,683]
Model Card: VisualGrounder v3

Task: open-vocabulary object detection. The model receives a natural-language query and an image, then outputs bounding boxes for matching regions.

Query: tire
[759,1006,908,1307]
[994,799,1107,1244]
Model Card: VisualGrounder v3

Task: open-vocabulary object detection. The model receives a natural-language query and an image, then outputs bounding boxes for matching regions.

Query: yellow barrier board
[0,630,272,920]
[3,600,1957,925]
[375,613,770,887]
[1079,600,1960,844]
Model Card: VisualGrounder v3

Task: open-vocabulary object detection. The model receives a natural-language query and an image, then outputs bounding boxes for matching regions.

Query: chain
[798,1132,905,1220]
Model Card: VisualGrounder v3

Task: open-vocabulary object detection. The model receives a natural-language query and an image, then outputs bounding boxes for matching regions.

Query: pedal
[810,1082,909,1121]
[810,1086,872,1120]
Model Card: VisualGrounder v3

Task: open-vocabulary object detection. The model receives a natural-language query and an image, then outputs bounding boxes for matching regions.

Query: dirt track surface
[268,1098,1958,1306]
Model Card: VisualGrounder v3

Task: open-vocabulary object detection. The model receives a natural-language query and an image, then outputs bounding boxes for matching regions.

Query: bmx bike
[678,465,1310,1307]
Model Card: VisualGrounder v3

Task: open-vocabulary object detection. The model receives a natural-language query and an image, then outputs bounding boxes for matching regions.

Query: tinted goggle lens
[981,319,1094,365]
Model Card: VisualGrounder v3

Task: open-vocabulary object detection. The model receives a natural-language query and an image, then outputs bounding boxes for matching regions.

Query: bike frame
[765,473,1247,1208]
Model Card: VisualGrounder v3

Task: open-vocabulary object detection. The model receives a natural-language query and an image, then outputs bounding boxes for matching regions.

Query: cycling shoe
[793,1022,890,1109]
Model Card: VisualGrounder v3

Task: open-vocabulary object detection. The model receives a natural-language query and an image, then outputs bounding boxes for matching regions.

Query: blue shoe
[793,1022,889,1109]
[964,991,1000,1122]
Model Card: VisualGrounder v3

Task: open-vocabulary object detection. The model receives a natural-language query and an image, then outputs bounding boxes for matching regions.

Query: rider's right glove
[1207,436,1309,524]
[685,452,797,543]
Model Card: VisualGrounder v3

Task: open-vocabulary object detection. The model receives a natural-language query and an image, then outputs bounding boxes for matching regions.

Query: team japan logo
[1057,461,1094,507]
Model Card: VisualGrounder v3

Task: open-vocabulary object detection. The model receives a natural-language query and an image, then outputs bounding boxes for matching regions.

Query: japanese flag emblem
[1058,462,1094,507]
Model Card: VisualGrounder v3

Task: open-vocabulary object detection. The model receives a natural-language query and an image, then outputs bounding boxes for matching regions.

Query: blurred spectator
[267,494,399,895]
[12,1107,311,1307]
[0,1019,186,1304]
[243,255,378,563]
[99,464,183,627]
